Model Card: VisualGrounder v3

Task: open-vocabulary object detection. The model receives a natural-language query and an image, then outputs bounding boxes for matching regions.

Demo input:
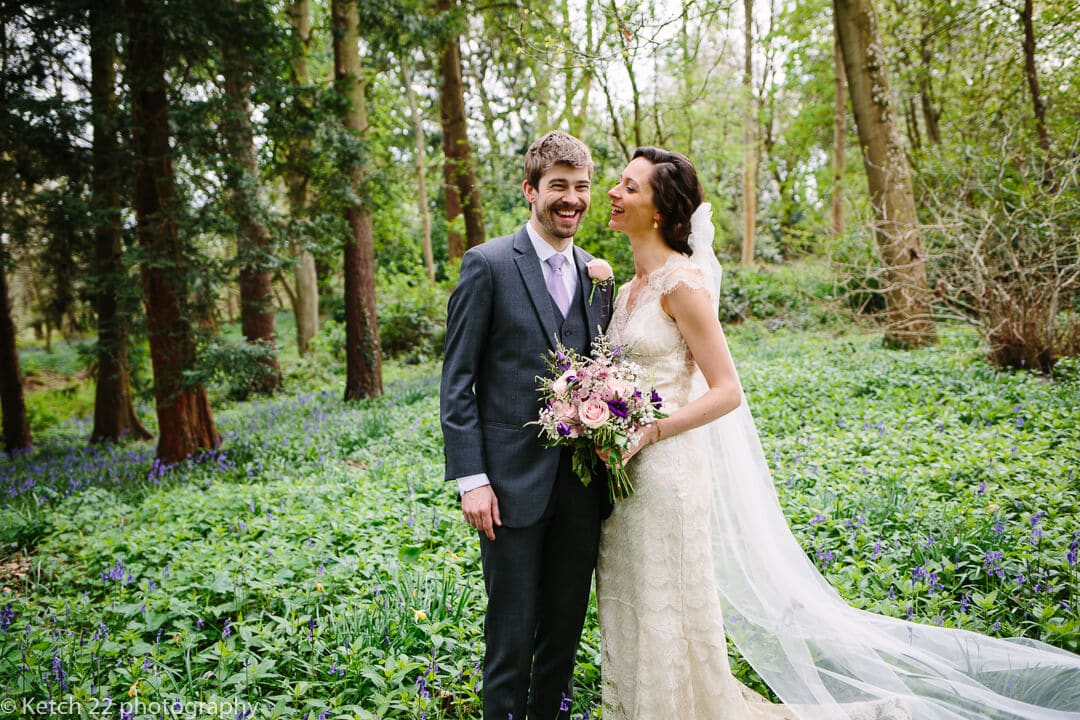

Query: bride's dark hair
[633,146,703,255]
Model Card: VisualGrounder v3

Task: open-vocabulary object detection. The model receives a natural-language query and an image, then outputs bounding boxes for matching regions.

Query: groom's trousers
[478,449,602,720]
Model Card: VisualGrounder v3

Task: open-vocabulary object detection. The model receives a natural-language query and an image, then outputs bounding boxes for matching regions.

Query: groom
[440,131,613,720]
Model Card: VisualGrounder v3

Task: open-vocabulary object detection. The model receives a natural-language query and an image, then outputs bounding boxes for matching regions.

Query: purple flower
[650,390,662,408]
[560,693,572,711]
[0,604,14,634]
[556,423,572,437]
[606,400,629,418]
[51,653,68,690]
[223,618,231,638]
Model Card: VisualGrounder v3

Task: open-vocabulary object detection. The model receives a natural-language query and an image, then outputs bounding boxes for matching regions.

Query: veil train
[687,204,1080,719]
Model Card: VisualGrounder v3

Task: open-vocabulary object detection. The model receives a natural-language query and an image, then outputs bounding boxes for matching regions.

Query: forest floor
[1,303,1078,718]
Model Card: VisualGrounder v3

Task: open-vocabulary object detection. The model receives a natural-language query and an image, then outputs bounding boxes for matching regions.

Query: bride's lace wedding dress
[596,252,1080,720]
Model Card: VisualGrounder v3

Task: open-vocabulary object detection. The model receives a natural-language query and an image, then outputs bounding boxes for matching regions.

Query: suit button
[564,328,575,337]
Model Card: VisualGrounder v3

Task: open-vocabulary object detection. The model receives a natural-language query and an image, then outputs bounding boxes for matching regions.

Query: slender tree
[332,0,382,400]
[286,0,319,355]
[831,23,847,240]
[741,0,758,266]
[1019,0,1053,184]
[126,0,220,461]
[221,40,282,394]
[401,53,436,282]
[834,0,935,347]
[437,0,485,262]
[89,4,151,443]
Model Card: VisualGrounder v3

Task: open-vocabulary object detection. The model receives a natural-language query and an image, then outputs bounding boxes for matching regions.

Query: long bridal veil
[687,204,1080,719]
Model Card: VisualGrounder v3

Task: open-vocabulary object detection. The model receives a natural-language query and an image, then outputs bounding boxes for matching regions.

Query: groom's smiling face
[524,163,592,244]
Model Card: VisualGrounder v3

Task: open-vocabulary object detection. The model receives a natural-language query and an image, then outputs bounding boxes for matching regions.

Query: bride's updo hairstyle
[633,146,703,256]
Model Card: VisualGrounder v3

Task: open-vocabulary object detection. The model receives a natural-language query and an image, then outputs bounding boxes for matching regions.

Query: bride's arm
[656,284,741,434]
[615,285,740,465]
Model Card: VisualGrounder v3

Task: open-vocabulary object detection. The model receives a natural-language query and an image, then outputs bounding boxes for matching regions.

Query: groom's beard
[533,200,588,240]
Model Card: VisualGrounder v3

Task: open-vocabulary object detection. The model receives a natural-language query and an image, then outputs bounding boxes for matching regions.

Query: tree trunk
[126,0,220,462]
[401,54,435,283]
[287,0,319,355]
[89,5,151,443]
[437,0,485,262]
[834,0,935,348]
[1019,0,1053,183]
[904,96,922,151]
[917,27,941,145]
[740,0,757,267]
[222,45,282,394]
[332,0,382,401]
[831,24,847,240]
[0,256,31,456]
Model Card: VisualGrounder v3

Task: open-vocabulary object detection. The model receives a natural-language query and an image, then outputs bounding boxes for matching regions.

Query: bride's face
[608,157,658,236]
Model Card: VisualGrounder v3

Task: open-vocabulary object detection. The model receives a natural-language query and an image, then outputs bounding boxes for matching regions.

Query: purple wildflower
[0,604,14,634]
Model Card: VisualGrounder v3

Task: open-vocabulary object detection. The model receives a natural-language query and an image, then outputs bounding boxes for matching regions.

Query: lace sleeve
[655,256,710,297]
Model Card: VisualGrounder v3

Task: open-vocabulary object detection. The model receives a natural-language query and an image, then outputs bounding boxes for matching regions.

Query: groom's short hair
[524,131,593,189]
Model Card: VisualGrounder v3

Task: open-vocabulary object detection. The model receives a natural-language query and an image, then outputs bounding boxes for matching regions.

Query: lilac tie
[545,254,571,318]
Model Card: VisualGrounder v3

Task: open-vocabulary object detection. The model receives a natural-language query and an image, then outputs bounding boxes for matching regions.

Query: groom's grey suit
[440,226,613,720]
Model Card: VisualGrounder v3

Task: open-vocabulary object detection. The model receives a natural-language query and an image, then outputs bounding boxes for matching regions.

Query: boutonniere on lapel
[586,259,615,304]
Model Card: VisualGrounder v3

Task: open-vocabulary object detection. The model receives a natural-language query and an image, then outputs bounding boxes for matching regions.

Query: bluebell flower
[871,540,883,559]
[0,604,14,634]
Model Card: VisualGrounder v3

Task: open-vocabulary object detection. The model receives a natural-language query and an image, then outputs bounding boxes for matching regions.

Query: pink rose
[550,400,578,423]
[579,397,611,429]
[587,258,614,282]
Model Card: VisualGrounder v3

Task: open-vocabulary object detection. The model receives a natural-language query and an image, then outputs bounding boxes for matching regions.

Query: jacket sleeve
[439,249,493,481]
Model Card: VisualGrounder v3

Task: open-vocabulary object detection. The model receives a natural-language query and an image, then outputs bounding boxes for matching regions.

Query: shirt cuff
[456,473,491,496]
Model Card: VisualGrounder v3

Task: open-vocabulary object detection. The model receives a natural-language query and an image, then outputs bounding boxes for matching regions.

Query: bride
[596,146,1080,719]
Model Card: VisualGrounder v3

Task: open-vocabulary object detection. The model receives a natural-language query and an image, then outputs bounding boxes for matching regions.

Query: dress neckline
[621,253,686,320]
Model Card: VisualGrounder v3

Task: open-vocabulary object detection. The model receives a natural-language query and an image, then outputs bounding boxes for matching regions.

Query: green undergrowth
[0,322,1077,718]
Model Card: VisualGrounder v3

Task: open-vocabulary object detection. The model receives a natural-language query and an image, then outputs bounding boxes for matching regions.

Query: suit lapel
[575,245,603,344]
[513,227,562,352]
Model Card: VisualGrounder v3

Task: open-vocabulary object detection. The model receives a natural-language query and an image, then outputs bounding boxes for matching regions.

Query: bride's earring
[652,220,659,229]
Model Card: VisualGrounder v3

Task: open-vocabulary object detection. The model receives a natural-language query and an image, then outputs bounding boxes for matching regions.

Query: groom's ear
[522,179,537,206]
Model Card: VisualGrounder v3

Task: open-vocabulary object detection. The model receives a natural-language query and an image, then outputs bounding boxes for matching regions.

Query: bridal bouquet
[532,333,665,503]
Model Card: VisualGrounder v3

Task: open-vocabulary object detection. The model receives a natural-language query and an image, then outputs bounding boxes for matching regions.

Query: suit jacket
[440,226,614,527]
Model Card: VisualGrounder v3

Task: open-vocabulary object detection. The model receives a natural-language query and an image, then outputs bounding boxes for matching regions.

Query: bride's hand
[595,422,661,467]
